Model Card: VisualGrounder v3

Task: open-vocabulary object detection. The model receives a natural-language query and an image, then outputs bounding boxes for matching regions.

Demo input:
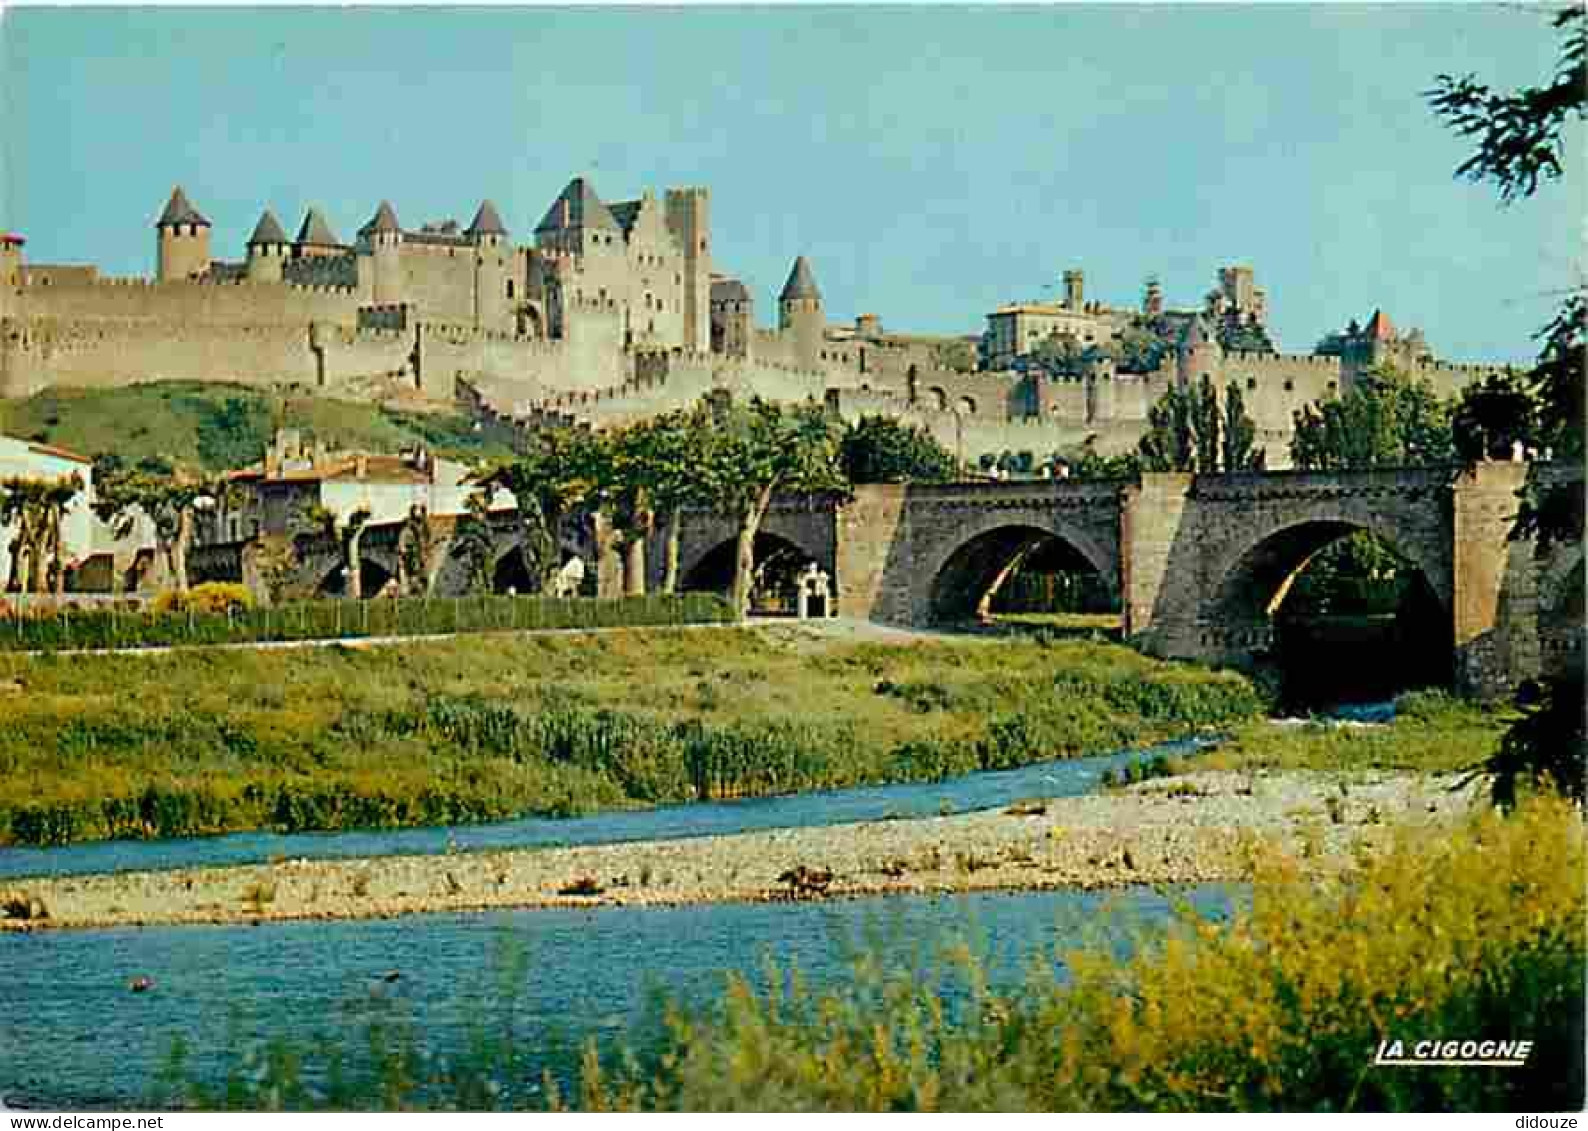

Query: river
[6,712,1404,1110]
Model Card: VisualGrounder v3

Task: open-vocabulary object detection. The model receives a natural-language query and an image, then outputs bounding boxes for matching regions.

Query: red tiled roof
[25,440,91,465]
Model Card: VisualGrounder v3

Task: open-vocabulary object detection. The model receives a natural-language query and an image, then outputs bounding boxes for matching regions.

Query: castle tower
[0,231,23,288]
[154,186,212,281]
[709,276,753,359]
[360,201,404,304]
[1177,314,1222,388]
[1142,276,1163,317]
[664,187,711,352]
[0,231,22,321]
[245,209,289,283]
[1063,268,1084,312]
[294,207,343,259]
[466,200,509,330]
[778,256,824,370]
[534,176,622,256]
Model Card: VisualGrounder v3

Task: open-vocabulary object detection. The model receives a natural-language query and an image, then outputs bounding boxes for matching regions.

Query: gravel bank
[1,769,1480,932]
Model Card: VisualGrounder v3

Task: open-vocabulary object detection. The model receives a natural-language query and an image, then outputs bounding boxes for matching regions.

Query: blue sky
[1,4,1577,361]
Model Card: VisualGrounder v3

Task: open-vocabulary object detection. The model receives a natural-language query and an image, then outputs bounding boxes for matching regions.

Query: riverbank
[0,624,1263,847]
[1,767,1480,931]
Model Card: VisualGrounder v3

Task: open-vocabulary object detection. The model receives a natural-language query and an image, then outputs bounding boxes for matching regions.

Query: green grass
[0,630,1265,846]
[0,381,516,470]
[1201,689,1507,775]
[146,797,1585,1111]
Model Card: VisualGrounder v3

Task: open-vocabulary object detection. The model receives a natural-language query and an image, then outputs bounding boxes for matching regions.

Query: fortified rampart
[2,179,1514,469]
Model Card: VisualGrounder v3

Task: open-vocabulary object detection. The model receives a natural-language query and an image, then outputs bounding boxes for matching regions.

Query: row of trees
[468,398,852,618]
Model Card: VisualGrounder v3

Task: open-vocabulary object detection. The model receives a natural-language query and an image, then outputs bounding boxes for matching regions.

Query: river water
[11,714,1411,1111]
[0,737,1214,882]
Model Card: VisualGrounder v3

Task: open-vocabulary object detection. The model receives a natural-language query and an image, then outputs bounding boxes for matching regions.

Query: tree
[1193,374,1221,474]
[1137,384,1197,472]
[307,503,373,599]
[1429,6,1585,806]
[1027,331,1100,378]
[1426,7,1585,204]
[619,407,714,595]
[1109,316,1176,374]
[473,428,603,596]
[1289,365,1455,470]
[93,469,218,595]
[931,340,978,374]
[1451,370,1538,463]
[1221,382,1264,472]
[840,415,956,484]
[1139,378,1265,474]
[1,474,83,596]
[396,503,434,596]
[693,397,846,619]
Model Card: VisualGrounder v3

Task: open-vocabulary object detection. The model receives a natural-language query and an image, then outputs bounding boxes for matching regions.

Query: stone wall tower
[362,201,404,304]
[467,199,509,330]
[245,209,290,283]
[0,231,22,321]
[1177,314,1222,388]
[710,277,753,359]
[155,186,212,281]
[1063,268,1085,311]
[778,256,824,370]
[664,187,711,353]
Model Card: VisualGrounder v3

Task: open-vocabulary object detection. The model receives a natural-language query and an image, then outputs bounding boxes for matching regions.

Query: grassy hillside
[0,382,517,471]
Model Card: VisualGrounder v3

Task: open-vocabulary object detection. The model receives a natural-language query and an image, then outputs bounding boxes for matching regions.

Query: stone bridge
[658,461,1581,699]
[192,460,1581,699]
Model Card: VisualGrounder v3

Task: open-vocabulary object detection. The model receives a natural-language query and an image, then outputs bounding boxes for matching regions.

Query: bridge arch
[924,512,1118,625]
[681,530,823,612]
[1199,517,1452,702]
[1205,518,1451,627]
[315,555,397,600]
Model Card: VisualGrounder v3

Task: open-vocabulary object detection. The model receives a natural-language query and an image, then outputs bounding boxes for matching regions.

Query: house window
[506,280,515,299]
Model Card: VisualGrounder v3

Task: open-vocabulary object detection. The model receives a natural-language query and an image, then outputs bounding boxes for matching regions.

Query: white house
[0,433,159,593]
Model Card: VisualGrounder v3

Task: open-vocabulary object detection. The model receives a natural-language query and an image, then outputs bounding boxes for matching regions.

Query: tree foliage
[931,339,978,374]
[691,397,846,618]
[1289,366,1455,470]
[1451,370,1538,463]
[1,474,83,595]
[1138,380,1264,473]
[93,468,224,595]
[1428,5,1585,805]
[840,415,956,484]
[1426,7,1586,204]
[472,429,605,596]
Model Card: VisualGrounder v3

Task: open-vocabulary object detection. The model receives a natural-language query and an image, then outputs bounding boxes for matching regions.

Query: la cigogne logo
[1373,1038,1534,1067]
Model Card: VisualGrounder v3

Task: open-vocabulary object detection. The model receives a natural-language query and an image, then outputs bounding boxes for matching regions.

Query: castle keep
[1,179,1505,466]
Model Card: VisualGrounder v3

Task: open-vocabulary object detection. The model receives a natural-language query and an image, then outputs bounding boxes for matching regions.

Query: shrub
[152,583,254,616]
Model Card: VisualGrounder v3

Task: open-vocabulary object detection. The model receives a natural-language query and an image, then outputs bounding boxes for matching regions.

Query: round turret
[154,186,212,281]
[361,201,403,303]
[777,256,824,369]
[245,208,289,283]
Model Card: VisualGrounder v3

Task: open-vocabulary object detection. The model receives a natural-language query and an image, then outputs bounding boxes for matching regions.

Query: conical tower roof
[1364,309,1397,341]
[155,186,210,228]
[779,256,821,302]
[535,177,620,234]
[360,200,402,236]
[295,207,342,248]
[247,208,288,246]
[466,199,508,237]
